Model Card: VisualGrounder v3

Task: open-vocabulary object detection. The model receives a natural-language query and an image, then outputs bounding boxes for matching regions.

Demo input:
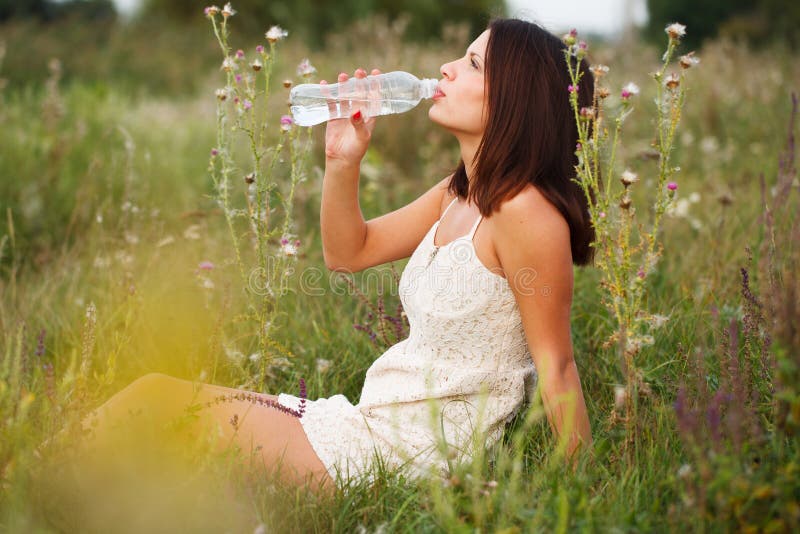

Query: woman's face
[428,29,490,138]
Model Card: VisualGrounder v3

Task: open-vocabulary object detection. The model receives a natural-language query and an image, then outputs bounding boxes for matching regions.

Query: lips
[433,86,446,99]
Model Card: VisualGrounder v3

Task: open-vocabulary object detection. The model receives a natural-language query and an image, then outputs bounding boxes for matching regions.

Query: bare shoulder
[489,184,573,292]
[492,184,570,242]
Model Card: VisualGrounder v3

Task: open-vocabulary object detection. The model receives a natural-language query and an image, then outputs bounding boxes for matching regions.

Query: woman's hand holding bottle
[322,67,381,168]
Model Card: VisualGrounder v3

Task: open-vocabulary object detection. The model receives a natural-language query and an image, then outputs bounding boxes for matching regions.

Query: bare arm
[319,68,452,273]
[492,186,593,469]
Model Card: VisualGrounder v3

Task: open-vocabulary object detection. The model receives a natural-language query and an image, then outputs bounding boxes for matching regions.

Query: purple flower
[280,238,289,245]
[198,260,215,271]
[280,115,294,131]
[256,45,265,54]
[210,148,219,157]
[637,269,645,279]
[667,182,678,191]
[568,84,578,93]
[235,49,245,60]
[235,74,242,84]
[243,99,252,110]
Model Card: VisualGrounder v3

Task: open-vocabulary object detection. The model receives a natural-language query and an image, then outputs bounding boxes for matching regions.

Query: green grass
[1,15,799,533]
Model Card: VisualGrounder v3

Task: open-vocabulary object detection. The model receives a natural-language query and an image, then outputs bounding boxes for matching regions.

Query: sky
[111,0,649,36]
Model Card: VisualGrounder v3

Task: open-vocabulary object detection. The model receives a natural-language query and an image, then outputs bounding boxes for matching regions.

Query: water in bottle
[289,71,439,126]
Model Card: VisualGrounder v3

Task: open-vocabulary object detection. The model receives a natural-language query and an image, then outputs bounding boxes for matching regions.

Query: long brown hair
[447,18,597,266]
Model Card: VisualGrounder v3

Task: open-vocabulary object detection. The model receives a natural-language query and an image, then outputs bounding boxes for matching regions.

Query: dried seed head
[591,64,609,77]
[619,195,632,210]
[621,170,639,187]
[679,52,700,69]
[244,173,255,184]
[221,2,236,18]
[665,72,680,90]
[251,59,262,71]
[283,79,293,89]
[717,191,734,206]
[665,22,686,41]
[597,87,610,99]
[215,88,228,101]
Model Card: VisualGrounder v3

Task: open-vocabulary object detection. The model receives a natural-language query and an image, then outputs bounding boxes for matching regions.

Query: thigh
[128,373,335,495]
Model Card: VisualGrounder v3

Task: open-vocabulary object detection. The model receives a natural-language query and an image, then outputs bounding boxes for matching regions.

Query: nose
[440,61,454,80]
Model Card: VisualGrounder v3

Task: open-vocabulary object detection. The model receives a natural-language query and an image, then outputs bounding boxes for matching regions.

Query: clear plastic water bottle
[290,71,439,126]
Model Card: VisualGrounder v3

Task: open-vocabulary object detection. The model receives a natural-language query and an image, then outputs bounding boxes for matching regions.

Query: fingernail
[353,110,362,121]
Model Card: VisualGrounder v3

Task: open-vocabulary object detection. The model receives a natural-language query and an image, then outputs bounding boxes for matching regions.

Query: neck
[458,135,481,190]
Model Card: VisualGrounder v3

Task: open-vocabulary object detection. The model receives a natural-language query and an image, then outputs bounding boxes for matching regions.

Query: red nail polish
[353,110,362,121]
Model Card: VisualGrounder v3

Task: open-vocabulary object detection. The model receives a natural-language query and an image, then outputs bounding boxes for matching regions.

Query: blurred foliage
[137,0,506,48]
[645,0,800,49]
[0,0,115,22]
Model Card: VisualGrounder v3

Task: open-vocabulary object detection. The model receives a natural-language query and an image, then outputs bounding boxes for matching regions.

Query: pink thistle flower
[198,260,215,271]
[280,238,289,245]
[599,211,606,218]
[568,84,578,93]
[235,74,242,84]
[621,82,640,100]
[280,115,294,132]
[210,148,219,157]
[235,49,245,60]
[637,269,645,279]
[204,5,219,18]
[243,99,252,110]
[256,45,265,54]
[667,182,678,191]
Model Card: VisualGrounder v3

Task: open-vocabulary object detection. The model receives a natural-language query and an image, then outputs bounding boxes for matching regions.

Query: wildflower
[677,463,692,479]
[614,385,627,410]
[215,88,228,101]
[599,211,606,218]
[591,64,609,77]
[665,72,680,90]
[621,82,639,100]
[251,59,262,71]
[210,148,219,157]
[204,5,219,17]
[198,261,215,271]
[637,269,645,279]
[562,28,577,46]
[243,99,253,111]
[316,358,332,373]
[296,58,316,78]
[221,56,237,72]
[283,79,293,89]
[280,237,298,256]
[235,74,243,84]
[280,115,294,132]
[256,45,265,54]
[221,2,236,18]
[244,172,255,184]
[235,49,245,60]
[568,84,578,94]
[679,52,700,69]
[619,195,632,210]
[597,87,610,99]
[621,169,639,187]
[579,107,595,121]
[649,313,670,328]
[665,22,686,41]
[266,25,289,43]
[667,182,678,191]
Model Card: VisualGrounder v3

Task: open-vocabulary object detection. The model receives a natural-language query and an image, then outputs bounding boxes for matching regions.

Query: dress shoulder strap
[467,213,483,241]
[439,196,458,221]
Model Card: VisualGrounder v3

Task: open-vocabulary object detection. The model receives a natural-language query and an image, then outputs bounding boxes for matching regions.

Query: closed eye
[470,58,479,69]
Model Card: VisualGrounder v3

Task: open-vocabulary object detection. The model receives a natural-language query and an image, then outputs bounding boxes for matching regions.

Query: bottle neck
[419,78,438,99]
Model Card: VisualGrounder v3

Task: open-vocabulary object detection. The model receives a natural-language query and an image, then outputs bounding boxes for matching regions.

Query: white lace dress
[278,196,538,486]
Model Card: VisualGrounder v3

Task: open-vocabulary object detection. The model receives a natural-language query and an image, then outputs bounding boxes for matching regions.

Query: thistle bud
[244,173,255,184]
[251,59,263,71]
[597,87,610,99]
[283,79,293,89]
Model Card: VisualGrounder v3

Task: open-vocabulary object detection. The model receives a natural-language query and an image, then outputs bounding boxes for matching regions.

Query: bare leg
[71,373,336,496]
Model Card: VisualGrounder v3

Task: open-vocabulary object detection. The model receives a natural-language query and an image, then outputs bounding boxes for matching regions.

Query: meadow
[1,9,799,533]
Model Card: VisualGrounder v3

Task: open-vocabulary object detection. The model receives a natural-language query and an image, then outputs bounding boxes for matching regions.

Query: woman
[72,18,595,496]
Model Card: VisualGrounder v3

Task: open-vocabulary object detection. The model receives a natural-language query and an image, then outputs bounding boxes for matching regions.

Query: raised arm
[320,68,452,273]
